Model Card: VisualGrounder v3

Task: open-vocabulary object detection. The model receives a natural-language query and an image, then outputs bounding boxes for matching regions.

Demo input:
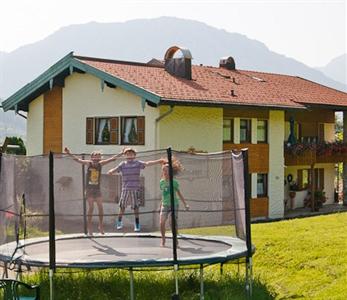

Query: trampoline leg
[171,264,180,300]
[200,264,204,300]
[245,257,253,299]
[49,269,54,300]
[129,268,135,300]
[220,263,223,276]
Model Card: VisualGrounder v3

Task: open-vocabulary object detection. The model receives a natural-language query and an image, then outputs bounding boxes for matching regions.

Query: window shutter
[137,116,145,145]
[297,169,303,190]
[86,118,94,144]
[110,117,119,144]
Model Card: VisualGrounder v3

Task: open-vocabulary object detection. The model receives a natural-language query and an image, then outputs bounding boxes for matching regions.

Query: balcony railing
[284,142,347,165]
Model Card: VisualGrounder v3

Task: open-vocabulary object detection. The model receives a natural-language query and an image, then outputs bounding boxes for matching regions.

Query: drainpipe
[155,105,174,149]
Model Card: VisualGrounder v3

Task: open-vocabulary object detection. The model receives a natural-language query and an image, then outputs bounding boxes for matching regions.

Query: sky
[0,0,346,67]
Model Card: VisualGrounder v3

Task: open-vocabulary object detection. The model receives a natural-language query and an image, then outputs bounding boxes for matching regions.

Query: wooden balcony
[284,142,347,166]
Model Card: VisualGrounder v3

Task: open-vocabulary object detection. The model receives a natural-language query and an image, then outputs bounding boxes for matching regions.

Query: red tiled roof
[75,56,347,109]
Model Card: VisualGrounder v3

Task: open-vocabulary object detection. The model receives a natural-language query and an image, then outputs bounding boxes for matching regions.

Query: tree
[4,136,26,155]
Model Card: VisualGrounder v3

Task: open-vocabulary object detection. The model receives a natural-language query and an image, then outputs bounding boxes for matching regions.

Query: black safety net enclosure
[0,148,254,299]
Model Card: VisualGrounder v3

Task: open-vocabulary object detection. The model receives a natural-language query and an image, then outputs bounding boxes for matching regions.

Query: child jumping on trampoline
[159,159,189,247]
[64,147,122,235]
[108,147,165,232]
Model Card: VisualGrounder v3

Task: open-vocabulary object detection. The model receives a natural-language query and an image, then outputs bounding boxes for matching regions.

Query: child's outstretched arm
[107,167,117,175]
[177,190,189,210]
[99,151,123,166]
[144,158,166,167]
[64,147,90,165]
[107,162,123,175]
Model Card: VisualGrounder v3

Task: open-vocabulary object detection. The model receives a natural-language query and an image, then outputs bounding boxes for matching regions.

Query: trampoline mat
[0,233,248,268]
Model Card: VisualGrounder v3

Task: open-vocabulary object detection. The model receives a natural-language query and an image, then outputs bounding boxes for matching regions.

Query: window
[257,174,268,197]
[86,116,145,145]
[95,118,111,144]
[315,168,324,191]
[240,119,251,143]
[121,116,145,145]
[297,168,324,190]
[223,119,234,142]
[257,120,267,143]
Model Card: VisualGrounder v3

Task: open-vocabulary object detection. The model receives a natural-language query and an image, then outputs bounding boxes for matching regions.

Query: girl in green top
[159,161,189,247]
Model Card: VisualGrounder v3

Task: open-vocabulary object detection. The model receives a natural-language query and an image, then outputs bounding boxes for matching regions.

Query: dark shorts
[86,187,102,198]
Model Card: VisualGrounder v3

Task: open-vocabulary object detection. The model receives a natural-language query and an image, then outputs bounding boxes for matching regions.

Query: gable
[1,53,161,112]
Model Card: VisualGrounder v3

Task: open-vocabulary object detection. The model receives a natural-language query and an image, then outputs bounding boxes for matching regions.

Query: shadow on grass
[25,268,274,300]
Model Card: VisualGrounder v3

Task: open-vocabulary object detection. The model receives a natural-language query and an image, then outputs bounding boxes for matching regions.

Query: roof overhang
[1,53,161,112]
[159,98,307,110]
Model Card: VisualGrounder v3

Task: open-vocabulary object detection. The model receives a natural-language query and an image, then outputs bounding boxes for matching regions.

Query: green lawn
[20,212,347,299]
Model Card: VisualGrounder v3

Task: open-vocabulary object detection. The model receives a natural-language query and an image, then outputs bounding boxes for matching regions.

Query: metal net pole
[49,152,56,300]
[167,147,180,300]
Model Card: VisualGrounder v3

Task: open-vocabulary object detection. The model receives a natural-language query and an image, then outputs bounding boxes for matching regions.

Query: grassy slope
[252,212,347,300]
[20,212,347,299]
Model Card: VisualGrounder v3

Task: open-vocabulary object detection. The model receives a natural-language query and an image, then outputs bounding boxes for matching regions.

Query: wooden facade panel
[285,109,335,123]
[251,197,268,218]
[284,150,315,166]
[301,122,317,137]
[224,108,269,119]
[223,143,269,173]
[44,86,62,154]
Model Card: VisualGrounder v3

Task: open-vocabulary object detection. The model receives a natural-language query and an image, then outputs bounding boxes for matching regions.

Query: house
[2,45,347,219]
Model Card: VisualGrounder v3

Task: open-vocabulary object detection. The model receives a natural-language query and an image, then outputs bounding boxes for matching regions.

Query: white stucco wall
[27,95,44,155]
[268,110,285,218]
[63,73,159,154]
[321,163,336,204]
[158,106,223,152]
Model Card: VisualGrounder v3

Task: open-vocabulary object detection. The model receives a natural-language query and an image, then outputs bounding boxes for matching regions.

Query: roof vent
[219,56,236,70]
[164,46,192,80]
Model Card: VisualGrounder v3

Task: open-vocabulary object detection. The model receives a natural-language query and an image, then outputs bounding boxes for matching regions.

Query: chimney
[219,56,236,70]
[164,46,192,80]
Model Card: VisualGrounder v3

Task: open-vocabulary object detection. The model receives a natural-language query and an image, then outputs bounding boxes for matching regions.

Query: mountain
[317,54,346,86]
[1,17,346,98]
[0,17,346,140]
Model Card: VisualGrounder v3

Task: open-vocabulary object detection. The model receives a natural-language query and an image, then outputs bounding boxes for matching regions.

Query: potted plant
[288,181,299,209]
[314,190,326,209]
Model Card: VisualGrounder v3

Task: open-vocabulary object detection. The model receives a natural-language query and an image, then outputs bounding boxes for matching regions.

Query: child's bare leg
[96,197,104,234]
[160,214,166,247]
[87,198,94,234]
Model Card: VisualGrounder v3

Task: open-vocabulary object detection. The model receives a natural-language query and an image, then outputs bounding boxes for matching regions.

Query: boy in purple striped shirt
[108,148,164,231]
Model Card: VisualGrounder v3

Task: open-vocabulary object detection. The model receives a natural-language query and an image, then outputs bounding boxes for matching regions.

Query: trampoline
[0,233,248,269]
[0,148,254,299]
